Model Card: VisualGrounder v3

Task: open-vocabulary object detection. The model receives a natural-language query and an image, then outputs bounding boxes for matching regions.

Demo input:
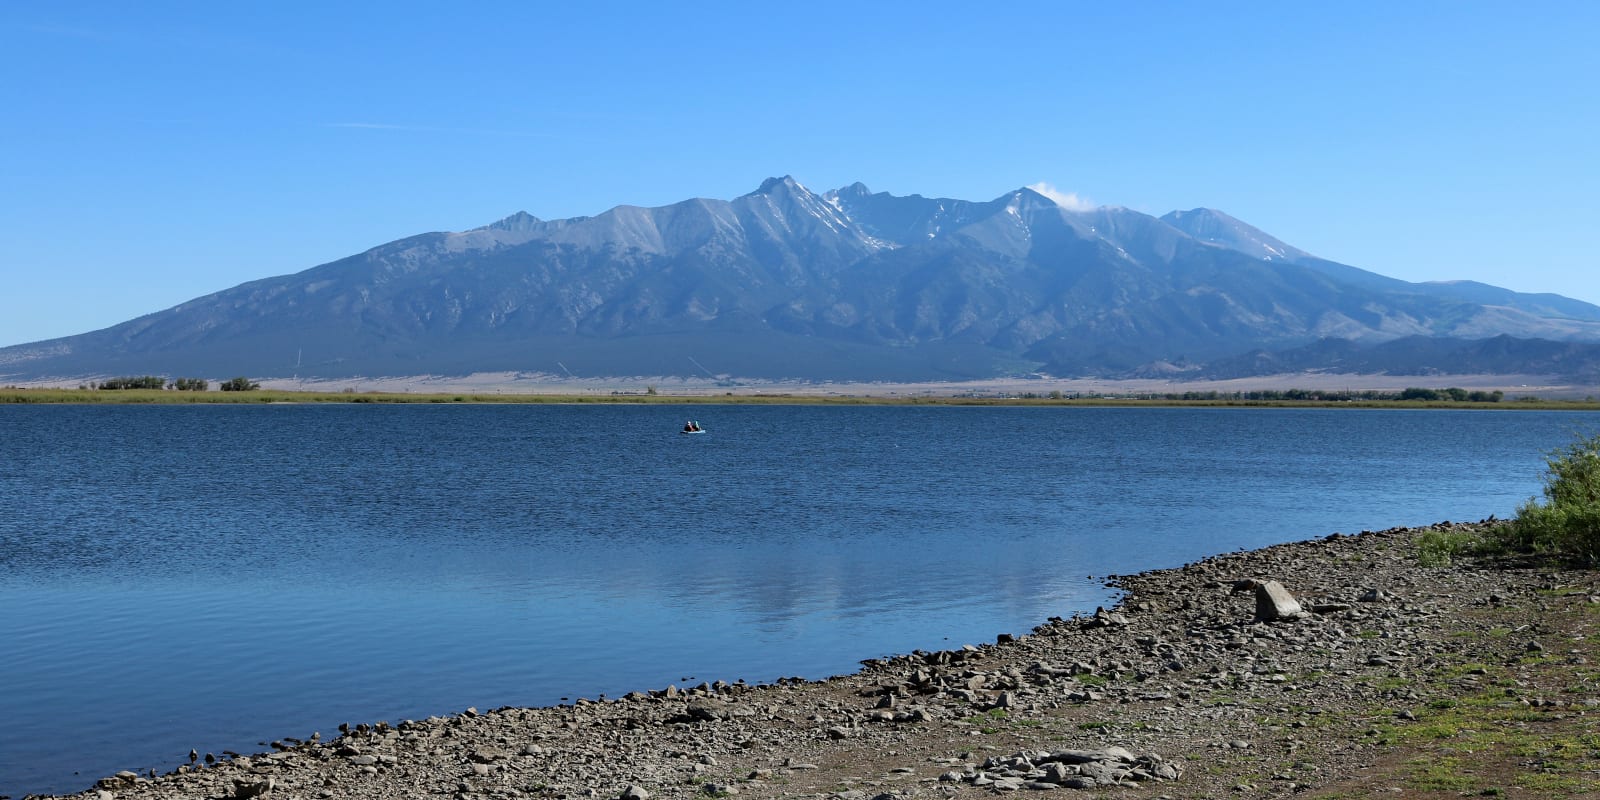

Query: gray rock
[1045,749,1101,764]
[1254,580,1303,622]
[1041,762,1075,783]
[1079,760,1123,784]
[620,785,651,800]
[687,701,728,721]
[469,747,509,762]
[1099,745,1137,763]
[232,778,275,798]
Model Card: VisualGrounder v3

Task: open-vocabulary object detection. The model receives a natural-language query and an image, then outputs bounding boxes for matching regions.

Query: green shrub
[1494,432,1600,564]
[220,376,261,392]
[1417,528,1484,567]
[1498,499,1600,565]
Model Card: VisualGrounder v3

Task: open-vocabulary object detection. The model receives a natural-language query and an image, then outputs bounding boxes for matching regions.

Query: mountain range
[5,176,1600,383]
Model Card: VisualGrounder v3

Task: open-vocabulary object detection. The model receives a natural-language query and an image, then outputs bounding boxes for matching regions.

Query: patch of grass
[953,710,1004,723]
[1409,719,1464,740]
[1438,662,1496,679]
[1407,756,1478,791]
[1418,528,1488,566]
[961,707,1014,735]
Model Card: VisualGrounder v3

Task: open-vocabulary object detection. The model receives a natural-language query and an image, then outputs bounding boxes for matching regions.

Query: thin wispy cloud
[1026,182,1097,212]
[321,122,556,138]
[325,123,417,131]
[22,20,310,59]
[22,22,124,41]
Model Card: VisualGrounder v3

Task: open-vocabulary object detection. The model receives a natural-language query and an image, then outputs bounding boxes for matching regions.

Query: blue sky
[2,1,1596,348]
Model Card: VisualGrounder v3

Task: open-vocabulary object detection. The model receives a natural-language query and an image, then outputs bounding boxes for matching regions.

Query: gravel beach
[36,521,1600,800]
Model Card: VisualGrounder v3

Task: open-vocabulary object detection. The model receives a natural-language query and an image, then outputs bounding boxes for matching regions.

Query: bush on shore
[1498,432,1600,564]
[1423,431,1600,566]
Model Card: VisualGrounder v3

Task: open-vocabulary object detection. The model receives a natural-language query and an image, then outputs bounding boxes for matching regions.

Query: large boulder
[1254,580,1303,622]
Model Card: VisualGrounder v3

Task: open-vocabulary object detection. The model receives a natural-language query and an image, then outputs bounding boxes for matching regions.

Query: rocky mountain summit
[5,177,1600,382]
[50,522,1600,799]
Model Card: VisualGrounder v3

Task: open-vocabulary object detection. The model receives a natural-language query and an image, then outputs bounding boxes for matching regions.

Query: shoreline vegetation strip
[3,387,1600,410]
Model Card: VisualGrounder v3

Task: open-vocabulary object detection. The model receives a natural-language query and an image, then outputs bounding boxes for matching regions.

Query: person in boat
[684,420,694,432]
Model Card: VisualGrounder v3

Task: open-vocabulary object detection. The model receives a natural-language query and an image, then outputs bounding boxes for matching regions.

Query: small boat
[680,428,707,435]
[680,421,706,434]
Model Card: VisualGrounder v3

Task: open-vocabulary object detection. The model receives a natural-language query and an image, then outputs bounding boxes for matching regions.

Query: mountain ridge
[4,177,1599,382]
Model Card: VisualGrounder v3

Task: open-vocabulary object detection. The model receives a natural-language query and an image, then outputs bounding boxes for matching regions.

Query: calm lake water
[2,404,1597,795]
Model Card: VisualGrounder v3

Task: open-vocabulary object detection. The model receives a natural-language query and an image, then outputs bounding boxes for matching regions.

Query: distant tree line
[93,375,260,391]
[1013,387,1508,402]
[95,376,169,390]
[1160,387,1506,403]
[1395,387,1505,402]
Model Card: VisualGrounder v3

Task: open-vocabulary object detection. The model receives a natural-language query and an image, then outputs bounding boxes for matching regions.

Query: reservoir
[2,403,1595,795]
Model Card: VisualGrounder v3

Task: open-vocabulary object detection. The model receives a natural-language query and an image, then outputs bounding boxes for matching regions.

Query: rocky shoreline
[37,521,1600,800]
